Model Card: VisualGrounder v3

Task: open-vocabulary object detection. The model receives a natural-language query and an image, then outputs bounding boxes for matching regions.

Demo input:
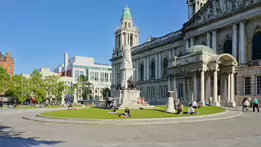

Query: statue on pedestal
[127,76,136,89]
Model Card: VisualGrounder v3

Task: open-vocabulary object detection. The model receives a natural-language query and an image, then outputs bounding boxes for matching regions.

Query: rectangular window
[140,88,143,97]
[75,70,84,81]
[151,87,155,98]
[164,85,168,98]
[178,84,183,99]
[105,73,109,82]
[90,72,95,81]
[95,72,99,81]
[147,87,150,98]
[159,86,163,97]
[257,76,261,94]
[245,77,251,95]
[75,70,79,80]
[100,72,105,82]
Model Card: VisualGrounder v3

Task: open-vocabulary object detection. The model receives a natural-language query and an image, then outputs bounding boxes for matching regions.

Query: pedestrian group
[242,97,260,112]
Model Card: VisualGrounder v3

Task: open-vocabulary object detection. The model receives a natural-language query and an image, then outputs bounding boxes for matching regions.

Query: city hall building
[111,0,261,106]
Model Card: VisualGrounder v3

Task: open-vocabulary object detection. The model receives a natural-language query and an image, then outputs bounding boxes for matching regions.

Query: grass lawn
[1,105,82,109]
[40,106,225,120]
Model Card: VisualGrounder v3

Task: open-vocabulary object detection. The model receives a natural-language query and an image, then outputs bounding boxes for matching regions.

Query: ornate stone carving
[185,0,261,29]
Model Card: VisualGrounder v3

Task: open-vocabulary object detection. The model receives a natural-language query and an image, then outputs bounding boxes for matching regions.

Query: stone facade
[111,1,261,105]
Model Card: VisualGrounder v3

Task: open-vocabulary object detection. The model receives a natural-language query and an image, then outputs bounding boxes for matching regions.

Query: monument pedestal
[166,91,176,113]
[227,101,236,107]
[113,89,154,110]
[212,101,221,106]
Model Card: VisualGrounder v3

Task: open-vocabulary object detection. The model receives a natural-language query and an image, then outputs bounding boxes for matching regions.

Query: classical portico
[168,45,238,107]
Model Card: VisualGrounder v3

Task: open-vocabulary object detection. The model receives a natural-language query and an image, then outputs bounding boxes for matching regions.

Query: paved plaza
[0,108,261,147]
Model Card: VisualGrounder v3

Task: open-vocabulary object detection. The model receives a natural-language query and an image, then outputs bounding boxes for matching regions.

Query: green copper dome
[187,45,216,54]
[121,5,132,19]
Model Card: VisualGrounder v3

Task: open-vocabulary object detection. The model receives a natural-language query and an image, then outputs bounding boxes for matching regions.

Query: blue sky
[0,0,188,74]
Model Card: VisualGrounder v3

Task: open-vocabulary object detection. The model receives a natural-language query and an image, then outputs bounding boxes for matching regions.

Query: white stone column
[229,69,236,107]
[133,60,136,81]
[232,24,238,59]
[168,50,171,59]
[193,72,197,102]
[206,72,211,101]
[239,21,245,65]
[168,75,171,91]
[159,52,162,79]
[146,56,149,80]
[183,78,186,101]
[227,73,231,102]
[187,78,191,102]
[190,37,194,47]
[124,33,126,46]
[112,65,114,85]
[143,57,146,80]
[220,75,224,103]
[207,32,211,47]
[115,36,117,48]
[136,60,139,81]
[173,75,177,99]
[172,48,175,57]
[155,54,158,79]
[195,1,198,14]
[186,39,189,50]
[213,66,220,106]
[200,70,205,105]
[173,75,177,92]
[212,31,217,53]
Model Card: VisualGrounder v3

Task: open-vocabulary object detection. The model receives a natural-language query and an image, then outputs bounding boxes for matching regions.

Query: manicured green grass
[1,105,82,109]
[40,106,225,120]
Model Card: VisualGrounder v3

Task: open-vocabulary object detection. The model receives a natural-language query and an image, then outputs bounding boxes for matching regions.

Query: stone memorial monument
[166,91,176,113]
[112,45,153,110]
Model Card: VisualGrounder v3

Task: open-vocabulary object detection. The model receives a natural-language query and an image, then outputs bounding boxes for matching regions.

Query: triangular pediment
[184,0,261,30]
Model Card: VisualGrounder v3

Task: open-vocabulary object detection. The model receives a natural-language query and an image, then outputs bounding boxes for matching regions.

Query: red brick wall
[0,53,14,76]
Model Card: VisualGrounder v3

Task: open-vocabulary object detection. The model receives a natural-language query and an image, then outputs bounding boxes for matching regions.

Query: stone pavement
[1,107,261,147]
[22,108,242,125]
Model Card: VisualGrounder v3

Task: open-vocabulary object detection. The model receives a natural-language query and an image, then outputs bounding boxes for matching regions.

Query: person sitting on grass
[188,105,195,115]
[192,101,199,109]
[119,107,131,118]
[176,104,184,115]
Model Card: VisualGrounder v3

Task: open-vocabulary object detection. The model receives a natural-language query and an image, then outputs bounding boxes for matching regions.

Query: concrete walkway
[22,108,242,125]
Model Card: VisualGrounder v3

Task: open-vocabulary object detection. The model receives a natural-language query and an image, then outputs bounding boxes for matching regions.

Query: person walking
[253,98,260,112]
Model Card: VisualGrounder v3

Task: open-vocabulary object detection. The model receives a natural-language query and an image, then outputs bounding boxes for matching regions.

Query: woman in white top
[244,99,250,112]
[188,106,195,115]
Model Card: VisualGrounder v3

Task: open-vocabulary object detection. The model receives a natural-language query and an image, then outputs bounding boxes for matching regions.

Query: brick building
[0,52,14,76]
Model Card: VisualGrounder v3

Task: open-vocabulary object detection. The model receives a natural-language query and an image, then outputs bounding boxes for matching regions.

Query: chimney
[64,52,68,76]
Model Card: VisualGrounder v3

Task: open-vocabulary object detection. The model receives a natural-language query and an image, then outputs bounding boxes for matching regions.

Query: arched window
[253,30,261,60]
[150,60,155,79]
[163,58,168,77]
[128,23,131,28]
[140,64,144,80]
[223,37,232,55]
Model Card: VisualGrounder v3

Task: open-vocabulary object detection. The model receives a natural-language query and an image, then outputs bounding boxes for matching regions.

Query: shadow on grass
[0,125,64,147]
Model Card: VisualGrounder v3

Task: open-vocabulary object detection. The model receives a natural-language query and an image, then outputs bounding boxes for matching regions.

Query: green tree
[55,81,68,100]
[44,75,60,99]
[6,75,31,104]
[0,67,10,94]
[29,69,46,103]
[78,75,92,100]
